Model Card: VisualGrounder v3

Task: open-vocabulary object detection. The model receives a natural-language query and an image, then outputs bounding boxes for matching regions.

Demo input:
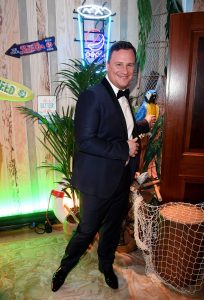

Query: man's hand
[127,137,139,157]
[145,114,156,128]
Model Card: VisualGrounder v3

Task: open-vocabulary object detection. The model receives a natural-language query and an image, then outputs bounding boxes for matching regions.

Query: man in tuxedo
[52,41,150,292]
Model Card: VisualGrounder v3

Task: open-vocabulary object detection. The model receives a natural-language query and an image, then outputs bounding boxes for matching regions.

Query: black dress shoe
[51,267,68,292]
[102,269,118,289]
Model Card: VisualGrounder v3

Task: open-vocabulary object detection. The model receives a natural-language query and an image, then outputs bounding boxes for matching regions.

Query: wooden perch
[64,204,79,223]
[139,179,162,202]
[141,179,160,188]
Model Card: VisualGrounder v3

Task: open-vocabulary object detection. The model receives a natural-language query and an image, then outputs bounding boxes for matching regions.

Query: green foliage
[137,0,152,70]
[142,115,164,178]
[55,59,106,101]
[17,106,77,199]
[18,59,106,201]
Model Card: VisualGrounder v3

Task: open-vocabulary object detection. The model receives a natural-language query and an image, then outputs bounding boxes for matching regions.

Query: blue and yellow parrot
[135,89,159,121]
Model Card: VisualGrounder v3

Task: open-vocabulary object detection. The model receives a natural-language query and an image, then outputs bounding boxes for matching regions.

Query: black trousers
[60,164,131,273]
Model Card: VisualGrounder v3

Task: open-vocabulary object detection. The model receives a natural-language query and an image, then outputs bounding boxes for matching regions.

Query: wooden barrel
[152,203,204,288]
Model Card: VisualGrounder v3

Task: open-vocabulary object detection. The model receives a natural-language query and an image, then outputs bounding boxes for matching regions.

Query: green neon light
[0,174,55,217]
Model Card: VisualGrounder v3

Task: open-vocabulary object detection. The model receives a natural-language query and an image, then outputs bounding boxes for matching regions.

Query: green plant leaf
[137,0,152,70]
[17,58,106,200]
[142,116,164,178]
[17,106,75,189]
[55,59,106,101]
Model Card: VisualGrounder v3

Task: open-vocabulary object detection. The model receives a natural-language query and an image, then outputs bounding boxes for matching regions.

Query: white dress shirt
[106,75,134,139]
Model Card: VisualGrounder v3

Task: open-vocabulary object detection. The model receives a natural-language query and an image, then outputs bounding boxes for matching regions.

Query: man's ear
[106,62,109,71]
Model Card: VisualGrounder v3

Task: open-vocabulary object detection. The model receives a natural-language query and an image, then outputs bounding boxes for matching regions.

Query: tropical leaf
[17,58,106,200]
[142,115,164,178]
[17,106,75,190]
[137,0,152,70]
[55,59,106,101]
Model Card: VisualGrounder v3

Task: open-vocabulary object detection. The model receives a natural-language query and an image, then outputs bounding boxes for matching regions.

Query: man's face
[106,49,135,90]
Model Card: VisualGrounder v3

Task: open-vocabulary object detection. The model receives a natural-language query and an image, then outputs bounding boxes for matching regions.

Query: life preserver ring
[51,189,79,224]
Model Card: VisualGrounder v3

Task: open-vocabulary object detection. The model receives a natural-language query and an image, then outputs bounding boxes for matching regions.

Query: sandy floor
[0,227,203,300]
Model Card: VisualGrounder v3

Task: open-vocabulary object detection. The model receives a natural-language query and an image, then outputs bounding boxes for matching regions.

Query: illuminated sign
[85,29,105,61]
[76,4,112,65]
[0,77,34,102]
[77,5,111,19]
[86,29,105,51]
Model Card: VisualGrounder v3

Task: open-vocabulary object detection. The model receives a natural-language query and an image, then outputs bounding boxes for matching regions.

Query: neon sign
[85,29,105,61]
[77,5,112,19]
[76,4,113,65]
[86,29,105,51]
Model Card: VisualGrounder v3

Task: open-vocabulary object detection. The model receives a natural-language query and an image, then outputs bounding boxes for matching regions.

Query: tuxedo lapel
[127,98,137,138]
[101,77,117,101]
[101,77,128,139]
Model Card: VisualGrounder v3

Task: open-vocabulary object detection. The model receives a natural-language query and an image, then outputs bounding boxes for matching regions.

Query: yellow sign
[0,77,34,102]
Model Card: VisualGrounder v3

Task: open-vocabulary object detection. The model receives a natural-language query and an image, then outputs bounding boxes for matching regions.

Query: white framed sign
[37,95,56,120]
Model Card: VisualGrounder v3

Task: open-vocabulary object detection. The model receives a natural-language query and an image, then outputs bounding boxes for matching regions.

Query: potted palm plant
[55,58,105,101]
[17,106,76,198]
[17,58,106,224]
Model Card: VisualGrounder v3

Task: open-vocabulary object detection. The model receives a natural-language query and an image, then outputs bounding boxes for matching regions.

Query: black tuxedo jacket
[71,77,149,198]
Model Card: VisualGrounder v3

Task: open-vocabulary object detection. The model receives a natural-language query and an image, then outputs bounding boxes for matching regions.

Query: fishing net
[136,1,168,106]
[134,192,204,295]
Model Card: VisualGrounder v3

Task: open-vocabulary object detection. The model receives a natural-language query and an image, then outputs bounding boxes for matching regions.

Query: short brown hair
[107,41,136,62]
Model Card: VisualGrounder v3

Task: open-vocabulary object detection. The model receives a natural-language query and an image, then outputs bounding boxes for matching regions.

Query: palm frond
[17,58,105,198]
[17,105,75,187]
[142,116,164,178]
[137,0,152,70]
[55,58,106,100]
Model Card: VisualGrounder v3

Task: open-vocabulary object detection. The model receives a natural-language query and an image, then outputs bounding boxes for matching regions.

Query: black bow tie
[117,89,130,100]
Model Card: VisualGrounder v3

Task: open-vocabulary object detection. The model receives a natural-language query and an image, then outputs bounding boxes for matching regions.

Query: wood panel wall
[0,0,139,217]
